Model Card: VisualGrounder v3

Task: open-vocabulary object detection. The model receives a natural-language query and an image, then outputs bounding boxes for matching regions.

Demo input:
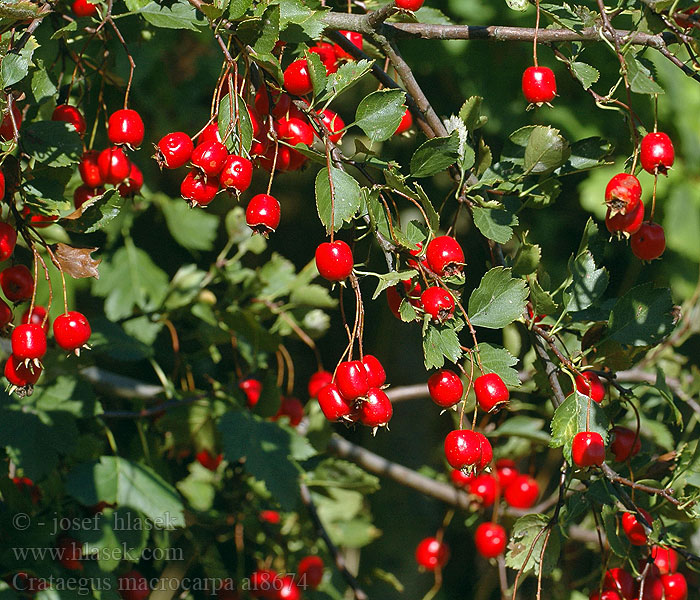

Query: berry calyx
[79,150,106,188]
[360,387,393,428]
[118,163,143,197]
[606,199,644,236]
[575,371,606,403]
[308,370,333,398]
[415,537,449,571]
[650,546,679,575]
[421,287,455,322]
[394,108,413,135]
[428,369,463,408]
[0,264,34,302]
[156,132,194,169]
[12,323,47,362]
[297,555,324,589]
[504,474,539,509]
[474,373,509,412]
[660,572,688,600]
[283,59,313,96]
[610,426,641,462]
[450,468,475,488]
[630,222,666,261]
[335,360,370,401]
[469,473,498,506]
[474,522,507,559]
[522,66,557,104]
[117,570,150,600]
[361,354,386,388]
[395,0,425,9]
[107,108,145,148]
[605,173,642,216]
[220,155,253,193]
[315,240,353,282]
[72,0,98,17]
[191,140,228,176]
[246,193,281,236]
[317,382,352,421]
[444,429,482,469]
[180,170,219,207]
[425,236,465,277]
[239,378,262,407]
[52,105,86,136]
[196,449,223,471]
[621,508,653,546]
[0,222,17,261]
[5,354,42,392]
[97,146,131,185]
[53,311,92,353]
[572,431,606,467]
[640,132,675,175]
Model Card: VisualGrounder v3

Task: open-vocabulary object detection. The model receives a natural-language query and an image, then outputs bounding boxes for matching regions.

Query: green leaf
[505,515,560,575]
[601,504,627,557]
[139,0,202,30]
[654,367,683,428]
[571,61,600,90]
[1,43,34,88]
[372,270,415,300]
[305,457,380,494]
[252,3,280,54]
[423,323,462,369]
[458,96,487,131]
[472,206,519,244]
[229,0,252,19]
[60,189,126,234]
[21,121,82,167]
[410,132,460,177]
[490,415,550,442]
[664,183,700,262]
[506,0,529,10]
[605,283,675,346]
[563,250,609,312]
[523,126,571,175]
[476,138,492,177]
[513,243,541,276]
[324,59,372,99]
[0,0,44,19]
[564,137,612,172]
[66,457,185,526]
[315,166,362,233]
[279,0,327,41]
[625,54,664,95]
[355,89,406,142]
[478,343,521,387]
[468,267,529,329]
[305,50,327,96]
[549,391,610,464]
[529,277,558,315]
[30,62,57,103]
[159,194,219,251]
[218,93,253,155]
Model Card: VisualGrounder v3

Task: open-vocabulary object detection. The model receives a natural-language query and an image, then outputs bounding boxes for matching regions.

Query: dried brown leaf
[53,243,101,279]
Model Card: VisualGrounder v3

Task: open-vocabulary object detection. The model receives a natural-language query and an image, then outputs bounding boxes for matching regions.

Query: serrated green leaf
[605,283,675,346]
[563,250,608,312]
[549,392,610,464]
[563,137,612,172]
[458,96,487,131]
[601,504,627,557]
[410,131,460,177]
[355,89,406,142]
[625,53,664,95]
[30,62,56,103]
[571,61,600,89]
[158,194,219,251]
[1,43,34,88]
[423,323,462,369]
[305,50,327,96]
[315,166,362,233]
[472,206,518,244]
[468,267,529,329]
[60,189,125,234]
[513,243,541,276]
[139,0,202,30]
[218,93,253,155]
[21,121,82,167]
[505,514,560,576]
[529,277,559,315]
[478,343,521,387]
[372,270,415,300]
[490,415,550,442]
[523,126,571,175]
[324,59,372,99]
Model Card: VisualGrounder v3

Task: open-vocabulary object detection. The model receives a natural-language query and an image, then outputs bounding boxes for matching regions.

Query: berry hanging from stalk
[53,311,92,354]
[181,170,219,207]
[283,59,313,96]
[118,163,143,197]
[361,355,386,388]
[308,370,333,398]
[315,240,353,282]
[425,236,464,277]
[394,108,413,135]
[274,396,305,427]
[605,173,642,216]
[396,0,425,10]
[74,185,105,209]
[4,354,42,395]
[11,323,47,363]
[631,222,666,261]
[335,360,370,401]
[309,43,338,74]
[572,431,606,467]
[421,287,455,322]
[191,140,228,176]
[155,132,194,169]
[522,66,557,105]
[318,108,345,143]
[359,388,393,429]
[52,105,86,136]
[504,474,539,508]
[246,193,280,236]
[474,522,507,559]
[474,373,509,412]
[79,150,105,188]
[0,222,17,261]
[239,378,262,408]
[606,200,644,236]
[21,305,49,334]
[98,146,131,185]
[0,103,22,141]
[640,132,675,175]
[428,369,463,408]
[621,509,653,546]
[575,371,606,403]
[220,155,253,193]
[415,537,449,571]
[317,382,352,421]
[72,0,98,17]
[334,31,363,60]
[610,426,641,462]
[469,473,497,506]
[444,429,482,469]
[107,108,145,148]
[0,264,34,303]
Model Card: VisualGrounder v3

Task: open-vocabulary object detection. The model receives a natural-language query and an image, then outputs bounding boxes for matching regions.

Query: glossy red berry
[246,194,281,235]
[277,115,314,146]
[249,569,279,598]
[469,473,498,506]
[474,373,509,412]
[475,432,493,471]
[651,546,679,575]
[610,426,641,462]
[606,200,644,236]
[640,132,675,175]
[334,31,363,60]
[297,555,324,589]
[239,378,262,407]
[4,354,42,388]
[277,575,301,600]
[196,449,223,471]
[444,429,482,469]
[220,155,253,193]
[335,360,370,401]
[117,570,150,600]
[308,370,333,398]
[79,150,105,187]
[0,171,4,200]
[572,431,606,467]
[156,132,194,169]
[12,323,47,361]
[522,66,557,104]
[474,522,507,558]
[415,537,449,571]
[428,369,463,408]
[622,508,653,546]
[309,42,339,74]
[1,265,33,302]
[575,371,606,403]
[394,108,413,135]
[98,146,131,185]
[641,576,666,600]
[425,236,464,276]
[318,108,345,143]
[52,105,86,136]
[259,510,280,524]
[283,59,313,96]
[53,311,91,352]
[21,305,49,333]
[274,396,304,426]
[72,0,98,17]
[107,108,145,148]
[180,170,219,207]
[0,103,22,140]
[496,459,519,489]
[605,173,642,216]
[317,382,352,421]
[315,240,353,282]
[660,573,688,600]
[197,122,222,145]
[631,222,665,261]
[74,185,105,208]
[361,355,386,388]
[396,0,425,10]
[504,475,539,509]
[118,163,143,197]
[603,568,636,600]
[191,140,228,176]
[450,468,475,488]
[0,223,17,261]
[360,387,393,428]
[421,287,455,322]
[0,298,12,328]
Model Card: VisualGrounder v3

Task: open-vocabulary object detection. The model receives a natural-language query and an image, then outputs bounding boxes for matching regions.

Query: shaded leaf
[472,206,518,244]
[605,283,675,346]
[60,189,125,234]
[410,132,460,177]
[355,89,406,142]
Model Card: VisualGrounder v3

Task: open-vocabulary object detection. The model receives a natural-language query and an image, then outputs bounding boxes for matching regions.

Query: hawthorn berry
[622,508,653,546]
[605,173,642,216]
[630,222,666,261]
[572,431,606,467]
[0,222,17,261]
[12,476,41,504]
[603,568,636,600]
[117,570,150,600]
[277,575,301,600]
[640,132,675,175]
[118,163,144,197]
[522,66,557,104]
[475,432,493,471]
[274,396,305,426]
[246,193,281,235]
[4,354,42,390]
[53,311,92,353]
[396,0,425,10]
[249,569,279,597]
[156,132,194,169]
[259,510,281,524]
[52,105,86,136]
[641,576,666,600]
[98,146,131,185]
[0,103,22,140]
[334,31,363,60]
[386,279,422,319]
[660,573,688,600]
[297,555,324,589]
[239,378,262,407]
[335,360,370,400]
[650,546,679,575]
[474,522,507,559]
[575,371,606,403]
[315,240,354,281]
[415,537,449,571]
[191,140,228,176]
[0,298,11,328]
[360,388,393,428]
[283,59,313,96]
[444,429,482,469]
[428,369,463,408]
[309,42,339,74]
[0,171,4,200]
[196,449,223,471]
[606,200,644,236]
[277,115,314,146]
[421,287,455,322]
[181,170,219,207]
[496,459,519,489]
[57,537,83,570]
[72,0,98,17]
[610,426,641,462]
[21,305,49,333]
[504,474,539,509]
[107,108,145,148]
[474,373,509,412]
[74,185,105,209]
[220,155,253,193]
[318,108,345,143]
[317,382,352,421]
[450,468,475,488]
[197,122,223,145]
[361,355,386,388]
[425,236,464,276]
[394,108,413,135]
[469,473,498,506]
[308,370,333,398]
[79,150,106,188]
[1,264,34,302]
[12,323,47,362]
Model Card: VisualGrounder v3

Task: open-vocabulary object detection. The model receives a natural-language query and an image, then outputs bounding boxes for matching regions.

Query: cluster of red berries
[248,556,324,600]
[428,369,509,413]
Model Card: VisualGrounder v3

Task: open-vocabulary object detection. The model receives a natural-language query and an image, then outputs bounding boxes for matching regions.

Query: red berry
[246,193,281,235]
[249,569,279,598]
[79,150,106,187]
[589,591,623,600]
[610,426,641,462]
[0,298,12,327]
[220,155,253,193]
[675,5,698,28]
[640,132,674,175]
[606,200,644,236]
[621,509,653,546]
[74,185,105,208]
[360,387,393,427]
[444,429,482,469]
[180,169,219,207]
[640,576,665,600]
[421,287,455,322]
[57,536,83,570]
[21,305,49,333]
[504,474,539,509]
[107,108,145,148]
[315,240,353,282]
[335,360,369,401]
[474,522,507,558]
[12,476,41,504]
[334,31,363,60]
[469,473,498,506]
[4,354,42,388]
[396,0,425,10]
[428,369,463,408]
[474,373,509,412]
[191,140,228,176]
[12,323,47,361]
[415,537,449,571]
[361,354,386,388]
[0,222,17,261]
[52,105,86,136]
[575,371,606,403]
[317,382,352,421]
[386,279,422,319]
[496,459,519,489]
[98,146,131,185]
[239,378,262,407]
[650,546,679,575]
[605,173,642,216]
[156,132,194,169]
[394,108,413,135]
[603,568,636,600]
[53,311,91,352]
[283,59,313,96]
[660,572,688,600]
[0,171,4,200]
[425,236,464,277]
[631,222,666,261]
[522,66,557,104]
[197,123,222,145]
[318,108,345,143]
[309,42,339,74]
[277,116,314,147]
[572,431,606,467]
[0,103,22,140]
[0,264,33,302]
[475,431,493,470]
[274,396,304,426]
[72,0,98,17]
[118,163,143,197]
[196,449,223,471]
[259,510,280,524]
[117,570,150,600]
[450,468,475,488]
[278,575,301,600]
[308,370,333,398]
[297,555,324,589]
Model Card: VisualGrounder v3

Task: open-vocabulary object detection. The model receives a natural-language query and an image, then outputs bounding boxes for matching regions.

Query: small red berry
[278,575,301,600]
[469,473,498,506]
[621,509,653,546]
[0,103,21,140]
[394,108,413,135]
[53,311,91,353]
[572,431,606,467]
[415,537,449,571]
[335,360,369,401]
[79,150,105,187]
[118,163,143,197]
[1,264,34,302]
[361,354,386,388]
[317,382,352,421]
[180,170,219,207]
[396,0,425,10]
[12,476,41,504]
[640,132,675,175]
[191,140,228,176]
[575,371,606,403]
[74,185,105,209]
[249,569,279,598]
[239,378,262,407]
[428,369,463,408]
[72,0,98,17]
[475,432,493,471]
[308,370,333,398]
[107,108,145,148]
[421,287,455,322]
[631,222,666,261]
[4,354,42,389]
[603,567,636,600]
[504,474,539,509]
[197,123,222,145]
[309,42,339,74]
[0,171,5,200]
[474,522,507,559]
[606,200,644,236]
[246,193,280,235]
[52,105,86,136]
[425,236,464,277]
[450,468,474,488]
[660,573,688,600]
[641,576,666,600]
[277,116,314,146]
[0,298,12,328]
[605,173,642,216]
[496,459,519,489]
[315,240,354,282]
[522,66,557,104]
[444,429,482,469]
[610,426,641,462]
[283,59,313,96]
[334,31,363,60]
[259,510,280,524]
[318,108,345,143]
[360,387,393,428]
[156,132,194,169]
[474,373,509,412]
[650,546,679,575]
[220,155,253,193]
[297,555,324,589]
[117,570,150,600]
[12,323,47,361]
[21,305,49,333]
[274,396,304,427]
[97,146,131,185]
[196,449,223,471]
[0,222,17,261]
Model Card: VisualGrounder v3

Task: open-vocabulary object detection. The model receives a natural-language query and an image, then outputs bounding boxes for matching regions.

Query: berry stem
[533,0,540,67]
[107,18,135,109]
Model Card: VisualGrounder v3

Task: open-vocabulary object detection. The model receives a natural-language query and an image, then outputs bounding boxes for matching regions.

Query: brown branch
[532,334,566,409]
[600,462,680,507]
